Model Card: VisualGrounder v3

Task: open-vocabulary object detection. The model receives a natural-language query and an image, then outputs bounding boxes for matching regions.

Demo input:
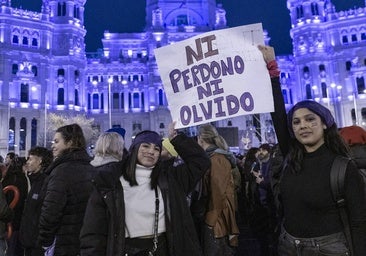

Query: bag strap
[149,187,160,256]
[330,156,354,256]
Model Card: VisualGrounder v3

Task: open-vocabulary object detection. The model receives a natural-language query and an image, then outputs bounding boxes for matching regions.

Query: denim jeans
[278,228,349,256]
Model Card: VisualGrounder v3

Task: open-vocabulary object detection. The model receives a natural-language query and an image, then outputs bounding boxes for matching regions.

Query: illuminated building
[0,0,365,155]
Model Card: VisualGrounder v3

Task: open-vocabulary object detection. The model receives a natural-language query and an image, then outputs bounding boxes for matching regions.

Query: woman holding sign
[80,122,210,256]
[259,45,366,256]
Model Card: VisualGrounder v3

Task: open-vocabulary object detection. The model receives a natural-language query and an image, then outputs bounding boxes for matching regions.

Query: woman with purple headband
[258,45,366,256]
[80,122,210,256]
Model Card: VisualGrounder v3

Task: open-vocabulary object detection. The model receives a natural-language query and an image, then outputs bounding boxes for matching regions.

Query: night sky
[10,0,366,55]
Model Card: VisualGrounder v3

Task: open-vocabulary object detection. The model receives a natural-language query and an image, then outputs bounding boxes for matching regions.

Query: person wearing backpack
[258,44,366,256]
[197,123,239,256]
[339,125,366,169]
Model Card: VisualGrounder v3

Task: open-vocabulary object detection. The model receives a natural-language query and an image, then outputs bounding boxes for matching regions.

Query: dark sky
[11,0,366,55]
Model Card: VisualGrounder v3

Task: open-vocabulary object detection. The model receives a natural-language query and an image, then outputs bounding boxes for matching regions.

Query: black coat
[80,134,211,256]
[38,149,95,256]
[20,171,47,249]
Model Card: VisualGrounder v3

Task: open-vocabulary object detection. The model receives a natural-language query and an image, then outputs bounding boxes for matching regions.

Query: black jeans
[278,228,349,256]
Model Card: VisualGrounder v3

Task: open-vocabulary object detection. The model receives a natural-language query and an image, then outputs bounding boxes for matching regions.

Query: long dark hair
[122,145,160,189]
[287,123,350,173]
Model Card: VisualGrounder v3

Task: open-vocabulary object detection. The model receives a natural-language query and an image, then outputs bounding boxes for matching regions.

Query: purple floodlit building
[1,0,366,156]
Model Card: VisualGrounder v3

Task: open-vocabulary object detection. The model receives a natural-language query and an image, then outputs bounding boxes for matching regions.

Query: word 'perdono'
[180,92,254,125]
[169,56,245,93]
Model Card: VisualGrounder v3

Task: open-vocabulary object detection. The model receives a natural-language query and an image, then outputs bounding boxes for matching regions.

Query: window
[57,68,65,77]
[306,84,312,99]
[58,2,66,16]
[158,89,164,105]
[120,93,124,110]
[133,92,140,108]
[296,6,304,19]
[87,93,91,110]
[321,82,327,98]
[342,35,348,44]
[351,34,358,42]
[12,64,18,74]
[20,83,29,102]
[361,33,366,41]
[31,38,38,47]
[282,89,288,104]
[22,37,28,45]
[31,118,37,148]
[75,89,79,106]
[8,117,15,151]
[57,88,64,105]
[362,108,366,125]
[92,94,99,109]
[351,109,356,124]
[20,118,26,151]
[357,77,365,94]
[31,66,37,76]
[311,2,319,15]
[12,35,19,44]
[113,93,119,109]
[346,61,352,71]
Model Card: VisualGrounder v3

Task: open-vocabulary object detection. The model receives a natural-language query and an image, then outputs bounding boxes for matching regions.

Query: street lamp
[108,77,113,128]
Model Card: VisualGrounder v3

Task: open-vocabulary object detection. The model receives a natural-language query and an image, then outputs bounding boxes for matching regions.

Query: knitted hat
[339,125,366,145]
[106,127,126,139]
[287,100,335,137]
[130,130,162,151]
[162,138,178,157]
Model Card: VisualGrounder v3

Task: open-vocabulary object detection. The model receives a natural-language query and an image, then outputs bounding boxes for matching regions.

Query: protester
[258,44,366,255]
[1,152,28,256]
[19,147,53,256]
[38,123,95,256]
[0,182,13,256]
[80,122,210,256]
[247,143,278,256]
[197,123,239,256]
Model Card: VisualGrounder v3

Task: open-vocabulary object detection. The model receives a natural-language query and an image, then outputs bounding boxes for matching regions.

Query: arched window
[296,5,304,19]
[20,118,26,151]
[158,89,164,105]
[32,38,38,47]
[21,83,29,102]
[311,2,319,15]
[31,118,37,148]
[57,88,64,105]
[22,37,28,46]
[12,35,19,44]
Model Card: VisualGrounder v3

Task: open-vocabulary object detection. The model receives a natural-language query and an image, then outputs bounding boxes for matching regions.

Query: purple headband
[130,130,162,151]
[287,100,335,137]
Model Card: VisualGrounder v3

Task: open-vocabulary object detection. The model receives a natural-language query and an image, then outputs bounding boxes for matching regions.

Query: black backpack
[330,156,366,256]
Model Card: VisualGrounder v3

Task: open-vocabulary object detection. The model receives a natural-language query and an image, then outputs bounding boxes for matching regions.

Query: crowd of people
[0,45,363,256]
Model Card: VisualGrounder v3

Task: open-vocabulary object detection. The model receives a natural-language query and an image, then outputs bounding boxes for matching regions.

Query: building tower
[283,0,366,127]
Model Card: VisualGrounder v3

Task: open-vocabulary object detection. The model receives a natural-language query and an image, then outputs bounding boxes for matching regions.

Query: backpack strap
[330,156,354,256]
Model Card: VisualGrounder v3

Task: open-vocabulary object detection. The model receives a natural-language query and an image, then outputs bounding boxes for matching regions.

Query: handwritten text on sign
[154,23,274,129]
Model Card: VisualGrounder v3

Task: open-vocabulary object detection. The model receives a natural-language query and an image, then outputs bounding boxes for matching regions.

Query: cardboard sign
[154,23,274,129]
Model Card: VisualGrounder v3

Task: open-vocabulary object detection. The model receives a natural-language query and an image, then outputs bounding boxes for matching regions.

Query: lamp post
[108,77,113,129]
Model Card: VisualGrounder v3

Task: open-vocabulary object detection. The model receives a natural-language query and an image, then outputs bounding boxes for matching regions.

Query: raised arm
[258,45,290,156]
